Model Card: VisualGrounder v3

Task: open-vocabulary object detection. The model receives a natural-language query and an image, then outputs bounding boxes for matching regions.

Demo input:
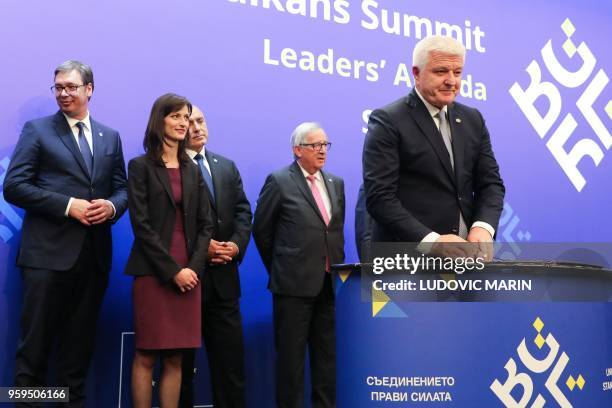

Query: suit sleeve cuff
[416,232,440,254]
[65,197,74,217]
[471,221,495,238]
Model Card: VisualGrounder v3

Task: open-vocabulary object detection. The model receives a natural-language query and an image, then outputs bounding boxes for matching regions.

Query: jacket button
[451,228,459,234]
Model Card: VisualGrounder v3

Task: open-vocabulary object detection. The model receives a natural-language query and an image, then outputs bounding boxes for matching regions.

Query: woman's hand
[173,268,199,292]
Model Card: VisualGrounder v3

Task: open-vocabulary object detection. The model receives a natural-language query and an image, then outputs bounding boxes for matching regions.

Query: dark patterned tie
[76,122,93,175]
[437,111,454,169]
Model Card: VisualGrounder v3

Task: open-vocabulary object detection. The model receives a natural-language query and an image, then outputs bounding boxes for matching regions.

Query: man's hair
[54,60,94,91]
[412,36,466,70]
[290,122,324,147]
[143,93,192,166]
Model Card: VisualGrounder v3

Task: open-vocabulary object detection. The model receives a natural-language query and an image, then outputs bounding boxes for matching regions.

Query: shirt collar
[297,161,322,181]
[63,111,92,131]
[186,147,206,160]
[414,88,448,119]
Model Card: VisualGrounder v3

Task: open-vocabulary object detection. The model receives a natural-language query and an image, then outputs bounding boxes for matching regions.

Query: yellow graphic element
[533,317,544,332]
[562,39,577,58]
[534,333,546,349]
[605,100,612,120]
[561,18,576,37]
[372,287,390,317]
[338,270,350,283]
[576,374,585,390]
[566,376,575,390]
[566,374,586,391]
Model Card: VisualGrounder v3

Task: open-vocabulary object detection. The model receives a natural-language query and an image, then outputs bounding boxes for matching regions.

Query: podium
[332,261,612,407]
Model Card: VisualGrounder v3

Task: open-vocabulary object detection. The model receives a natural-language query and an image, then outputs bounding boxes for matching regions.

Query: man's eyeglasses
[299,142,332,152]
[50,84,86,95]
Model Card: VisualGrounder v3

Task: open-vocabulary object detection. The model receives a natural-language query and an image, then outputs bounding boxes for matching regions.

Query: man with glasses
[4,60,128,406]
[253,122,345,408]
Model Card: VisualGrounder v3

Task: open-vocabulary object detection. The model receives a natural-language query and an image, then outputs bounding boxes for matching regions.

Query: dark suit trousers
[180,285,246,408]
[14,235,108,408]
[273,273,335,408]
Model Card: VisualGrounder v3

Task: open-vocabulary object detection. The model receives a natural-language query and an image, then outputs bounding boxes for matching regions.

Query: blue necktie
[194,153,215,203]
[76,122,93,175]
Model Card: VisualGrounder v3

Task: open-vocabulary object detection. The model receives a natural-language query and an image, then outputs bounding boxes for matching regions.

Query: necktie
[76,122,93,175]
[306,175,330,225]
[437,111,454,169]
[307,175,331,272]
[194,153,215,203]
[437,112,468,238]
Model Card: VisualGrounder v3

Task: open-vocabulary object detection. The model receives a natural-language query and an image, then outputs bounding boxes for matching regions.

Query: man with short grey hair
[363,35,505,256]
[4,60,128,407]
[253,122,345,408]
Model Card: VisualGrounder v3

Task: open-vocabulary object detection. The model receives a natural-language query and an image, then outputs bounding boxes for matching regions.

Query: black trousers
[14,236,108,408]
[179,287,246,408]
[273,273,335,408]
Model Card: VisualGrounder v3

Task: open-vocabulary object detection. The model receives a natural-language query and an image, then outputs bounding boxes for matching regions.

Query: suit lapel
[289,162,326,225]
[154,165,176,208]
[90,118,105,182]
[406,91,455,183]
[321,170,337,223]
[53,112,91,180]
[447,104,465,187]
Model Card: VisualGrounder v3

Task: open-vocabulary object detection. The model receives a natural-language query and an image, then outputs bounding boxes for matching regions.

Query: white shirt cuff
[416,232,440,254]
[471,221,495,238]
[65,197,74,217]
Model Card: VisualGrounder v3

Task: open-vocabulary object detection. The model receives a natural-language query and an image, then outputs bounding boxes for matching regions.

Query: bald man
[180,106,252,408]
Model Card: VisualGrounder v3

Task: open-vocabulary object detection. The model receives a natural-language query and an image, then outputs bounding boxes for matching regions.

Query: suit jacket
[363,89,505,242]
[124,155,214,283]
[202,149,252,300]
[354,184,374,262]
[253,161,345,297]
[3,111,128,271]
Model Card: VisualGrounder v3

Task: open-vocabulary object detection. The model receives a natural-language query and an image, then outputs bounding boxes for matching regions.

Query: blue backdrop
[1,0,611,406]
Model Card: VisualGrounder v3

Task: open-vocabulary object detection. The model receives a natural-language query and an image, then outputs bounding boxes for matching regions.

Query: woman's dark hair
[143,93,192,165]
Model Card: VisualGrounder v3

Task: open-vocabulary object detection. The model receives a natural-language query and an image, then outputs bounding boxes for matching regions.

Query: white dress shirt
[186,147,212,176]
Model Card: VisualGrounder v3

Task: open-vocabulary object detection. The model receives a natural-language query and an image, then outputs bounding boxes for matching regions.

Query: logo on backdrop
[510,18,611,192]
[0,156,23,242]
[494,202,532,261]
[491,317,585,407]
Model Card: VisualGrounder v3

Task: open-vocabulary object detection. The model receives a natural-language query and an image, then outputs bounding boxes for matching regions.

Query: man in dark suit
[253,122,345,408]
[363,36,504,257]
[3,60,128,406]
[354,183,374,262]
[179,105,252,408]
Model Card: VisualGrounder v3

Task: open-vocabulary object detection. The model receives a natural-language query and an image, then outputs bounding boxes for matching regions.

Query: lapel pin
[213,158,218,163]
[455,118,462,123]
[328,178,332,182]
[98,132,103,136]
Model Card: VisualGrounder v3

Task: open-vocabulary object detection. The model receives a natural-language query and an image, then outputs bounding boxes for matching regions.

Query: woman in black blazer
[125,93,213,407]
